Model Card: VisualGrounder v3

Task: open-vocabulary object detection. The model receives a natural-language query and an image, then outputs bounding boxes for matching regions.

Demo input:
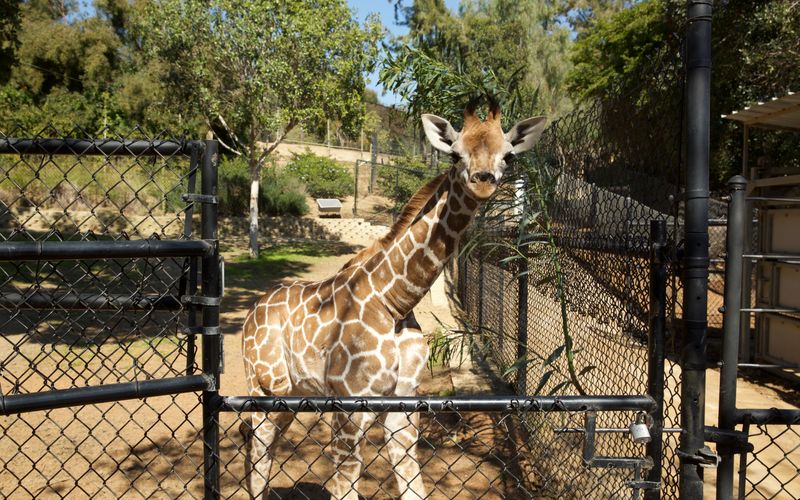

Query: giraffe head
[421,103,546,200]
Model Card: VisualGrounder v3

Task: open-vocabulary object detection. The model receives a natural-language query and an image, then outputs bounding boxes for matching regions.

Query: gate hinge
[182,193,218,204]
[626,480,660,490]
[183,326,220,336]
[182,295,221,307]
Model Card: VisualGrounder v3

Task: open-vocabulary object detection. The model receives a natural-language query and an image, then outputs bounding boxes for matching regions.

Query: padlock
[629,412,651,444]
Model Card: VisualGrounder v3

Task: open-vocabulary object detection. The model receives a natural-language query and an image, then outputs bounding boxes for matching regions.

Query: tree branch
[255,118,298,167]
[205,115,244,156]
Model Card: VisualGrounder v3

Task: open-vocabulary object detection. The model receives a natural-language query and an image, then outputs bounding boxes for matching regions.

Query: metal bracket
[182,193,218,204]
[183,326,221,336]
[182,295,221,307]
[677,445,720,469]
[626,480,660,490]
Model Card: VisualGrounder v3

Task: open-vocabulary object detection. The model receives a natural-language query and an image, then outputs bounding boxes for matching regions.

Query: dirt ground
[1,231,798,499]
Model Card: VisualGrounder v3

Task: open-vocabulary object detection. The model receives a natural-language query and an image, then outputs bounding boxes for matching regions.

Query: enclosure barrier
[717,176,800,499]
[0,130,221,498]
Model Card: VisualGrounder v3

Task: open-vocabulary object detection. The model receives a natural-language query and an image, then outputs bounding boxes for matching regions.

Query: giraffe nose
[470,171,495,184]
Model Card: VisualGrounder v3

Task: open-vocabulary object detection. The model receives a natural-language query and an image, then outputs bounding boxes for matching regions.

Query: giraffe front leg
[327,411,378,500]
[243,410,294,499]
[384,314,429,499]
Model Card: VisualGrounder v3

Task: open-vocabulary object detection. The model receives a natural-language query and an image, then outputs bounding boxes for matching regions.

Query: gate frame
[0,135,223,495]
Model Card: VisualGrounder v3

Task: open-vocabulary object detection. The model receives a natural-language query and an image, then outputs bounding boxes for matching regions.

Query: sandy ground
[0,232,797,499]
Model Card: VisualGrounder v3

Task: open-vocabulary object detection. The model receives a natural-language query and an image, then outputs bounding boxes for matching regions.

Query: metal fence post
[353,160,359,216]
[201,139,221,499]
[517,260,529,395]
[717,175,747,500]
[645,220,667,500]
[680,2,712,498]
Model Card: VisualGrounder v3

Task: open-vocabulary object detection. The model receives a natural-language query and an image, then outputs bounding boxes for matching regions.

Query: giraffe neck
[369,169,479,319]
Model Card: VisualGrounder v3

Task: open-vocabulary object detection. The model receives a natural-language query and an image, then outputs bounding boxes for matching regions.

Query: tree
[0,0,21,84]
[566,0,800,188]
[142,0,381,256]
[384,0,573,124]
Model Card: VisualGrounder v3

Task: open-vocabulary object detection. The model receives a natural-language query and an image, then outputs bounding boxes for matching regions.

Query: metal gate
[0,133,221,497]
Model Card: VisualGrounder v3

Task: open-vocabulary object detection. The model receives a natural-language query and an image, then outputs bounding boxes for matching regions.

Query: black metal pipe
[0,240,213,261]
[517,261,529,395]
[0,375,210,415]
[717,176,747,500]
[0,137,202,156]
[645,220,667,500]
[0,291,181,311]
[218,395,657,413]
[200,139,221,500]
[680,2,712,498]
[733,409,800,426]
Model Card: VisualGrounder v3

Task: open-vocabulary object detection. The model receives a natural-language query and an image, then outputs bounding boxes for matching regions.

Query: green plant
[284,150,353,199]
[218,156,308,217]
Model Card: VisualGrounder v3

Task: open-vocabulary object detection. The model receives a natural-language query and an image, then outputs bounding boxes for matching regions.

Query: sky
[348,0,462,106]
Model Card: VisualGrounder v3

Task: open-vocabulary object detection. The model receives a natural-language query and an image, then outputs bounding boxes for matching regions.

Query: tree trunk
[246,120,297,258]
[248,153,260,258]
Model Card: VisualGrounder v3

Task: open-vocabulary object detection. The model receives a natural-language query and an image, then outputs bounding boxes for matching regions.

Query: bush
[284,150,353,199]
[218,156,308,217]
[377,156,433,205]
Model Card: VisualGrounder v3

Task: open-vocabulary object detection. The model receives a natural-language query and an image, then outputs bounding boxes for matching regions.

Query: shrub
[218,156,308,217]
[284,150,353,199]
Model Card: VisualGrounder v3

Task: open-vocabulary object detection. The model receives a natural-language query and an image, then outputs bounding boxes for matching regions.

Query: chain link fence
[453,6,687,494]
[215,397,656,499]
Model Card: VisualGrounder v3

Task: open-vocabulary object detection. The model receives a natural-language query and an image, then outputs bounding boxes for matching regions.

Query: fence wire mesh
[0,126,205,498]
[742,421,800,499]
[218,404,652,499]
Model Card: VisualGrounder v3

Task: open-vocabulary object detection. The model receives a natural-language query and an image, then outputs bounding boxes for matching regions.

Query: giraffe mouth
[467,173,498,200]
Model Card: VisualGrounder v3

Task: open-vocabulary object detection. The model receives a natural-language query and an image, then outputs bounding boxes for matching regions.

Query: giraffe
[240,103,546,499]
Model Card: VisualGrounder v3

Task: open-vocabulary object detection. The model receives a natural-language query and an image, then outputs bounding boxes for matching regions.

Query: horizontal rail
[734,408,800,425]
[737,362,800,369]
[746,196,800,204]
[219,395,656,413]
[0,240,212,260]
[0,138,203,156]
[0,291,181,311]
[0,375,211,415]
[740,307,800,314]
[556,427,683,434]
[743,253,800,261]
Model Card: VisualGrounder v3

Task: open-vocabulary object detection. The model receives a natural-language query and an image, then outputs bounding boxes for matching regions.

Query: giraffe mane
[339,172,448,270]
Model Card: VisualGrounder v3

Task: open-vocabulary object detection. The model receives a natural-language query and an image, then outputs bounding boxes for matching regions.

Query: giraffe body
[241,103,547,499]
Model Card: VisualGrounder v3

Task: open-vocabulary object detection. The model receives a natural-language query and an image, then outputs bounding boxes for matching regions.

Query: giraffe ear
[506,116,547,154]
[421,114,458,154]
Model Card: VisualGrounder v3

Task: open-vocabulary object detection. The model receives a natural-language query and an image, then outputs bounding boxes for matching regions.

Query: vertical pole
[370,132,378,194]
[517,261,529,395]
[353,161,359,216]
[184,143,202,375]
[201,139,221,499]
[645,220,667,500]
[717,175,747,500]
[680,2,712,498]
